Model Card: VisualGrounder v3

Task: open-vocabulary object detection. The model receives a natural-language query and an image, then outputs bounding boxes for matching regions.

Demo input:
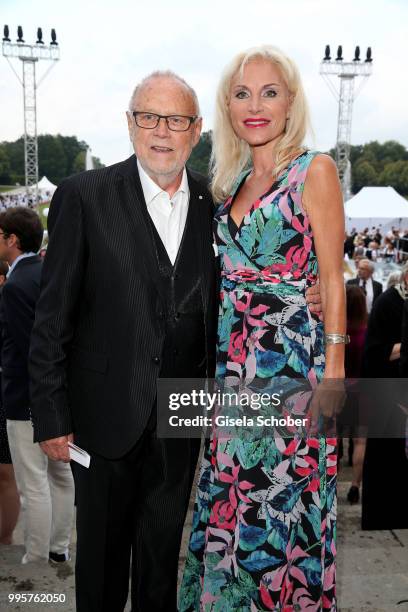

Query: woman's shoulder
[306,152,338,176]
[283,150,332,189]
[299,151,339,191]
[284,149,330,177]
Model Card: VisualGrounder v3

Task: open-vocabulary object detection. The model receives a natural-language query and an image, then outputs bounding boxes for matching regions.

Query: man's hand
[305,281,323,320]
[40,433,73,463]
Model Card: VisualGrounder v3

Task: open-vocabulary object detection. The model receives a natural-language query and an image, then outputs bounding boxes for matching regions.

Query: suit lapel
[115,157,214,305]
[187,169,214,313]
[115,155,165,298]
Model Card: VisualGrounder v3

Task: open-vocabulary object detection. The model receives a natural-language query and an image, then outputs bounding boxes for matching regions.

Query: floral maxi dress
[179,151,337,611]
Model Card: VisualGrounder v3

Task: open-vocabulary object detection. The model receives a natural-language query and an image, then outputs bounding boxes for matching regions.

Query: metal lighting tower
[2,25,60,201]
[320,45,373,201]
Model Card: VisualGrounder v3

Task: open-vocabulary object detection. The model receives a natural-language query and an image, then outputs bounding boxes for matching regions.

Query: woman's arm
[303,154,346,379]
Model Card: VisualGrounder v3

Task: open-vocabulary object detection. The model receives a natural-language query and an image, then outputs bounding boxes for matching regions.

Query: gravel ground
[1,459,407,612]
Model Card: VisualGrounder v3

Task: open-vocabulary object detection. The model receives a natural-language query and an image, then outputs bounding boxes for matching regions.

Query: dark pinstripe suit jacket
[29,155,217,458]
[346,277,383,304]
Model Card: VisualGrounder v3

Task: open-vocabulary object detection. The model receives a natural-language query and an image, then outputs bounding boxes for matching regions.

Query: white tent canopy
[37,176,57,193]
[345,186,408,232]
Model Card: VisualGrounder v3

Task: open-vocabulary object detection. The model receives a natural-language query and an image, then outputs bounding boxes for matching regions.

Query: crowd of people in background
[0,191,51,212]
[339,257,408,525]
[344,225,408,263]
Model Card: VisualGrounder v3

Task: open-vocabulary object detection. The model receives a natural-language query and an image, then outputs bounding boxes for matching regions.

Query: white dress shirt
[360,277,374,313]
[137,160,189,265]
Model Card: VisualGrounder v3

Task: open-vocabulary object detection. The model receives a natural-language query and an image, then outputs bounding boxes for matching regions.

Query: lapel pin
[198,195,203,199]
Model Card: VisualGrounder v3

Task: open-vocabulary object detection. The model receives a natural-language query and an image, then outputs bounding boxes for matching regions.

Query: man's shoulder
[187,167,207,183]
[186,167,213,208]
[187,168,210,191]
[4,257,42,292]
[375,286,395,306]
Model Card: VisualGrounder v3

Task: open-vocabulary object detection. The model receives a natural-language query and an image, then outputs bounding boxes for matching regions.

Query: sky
[1,0,407,167]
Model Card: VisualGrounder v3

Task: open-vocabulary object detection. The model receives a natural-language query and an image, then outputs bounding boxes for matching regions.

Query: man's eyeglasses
[132,111,198,132]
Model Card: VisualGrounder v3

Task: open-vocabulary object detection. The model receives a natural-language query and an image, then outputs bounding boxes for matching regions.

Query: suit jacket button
[152,356,160,365]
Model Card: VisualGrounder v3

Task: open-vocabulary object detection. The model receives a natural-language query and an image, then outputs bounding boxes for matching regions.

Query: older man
[29,71,216,612]
[347,257,382,313]
[30,71,322,611]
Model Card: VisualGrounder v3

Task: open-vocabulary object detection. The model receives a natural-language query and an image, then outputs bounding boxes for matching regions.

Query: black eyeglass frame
[131,111,198,131]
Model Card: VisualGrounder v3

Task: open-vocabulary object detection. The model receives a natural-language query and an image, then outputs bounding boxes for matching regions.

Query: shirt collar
[137,159,188,206]
[6,252,37,278]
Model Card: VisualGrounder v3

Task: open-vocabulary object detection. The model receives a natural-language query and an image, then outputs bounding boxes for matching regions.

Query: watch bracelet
[324,333,350,345]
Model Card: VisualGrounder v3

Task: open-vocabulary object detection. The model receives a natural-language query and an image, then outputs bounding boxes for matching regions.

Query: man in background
[0,258,20,546]
[0,207,74,564]
[347,257,382,314]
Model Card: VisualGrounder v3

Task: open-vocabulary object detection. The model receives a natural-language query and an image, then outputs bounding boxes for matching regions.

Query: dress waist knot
[221,268,317,292]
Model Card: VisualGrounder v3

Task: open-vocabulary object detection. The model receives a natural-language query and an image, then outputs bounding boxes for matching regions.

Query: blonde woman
[179,46,345,611]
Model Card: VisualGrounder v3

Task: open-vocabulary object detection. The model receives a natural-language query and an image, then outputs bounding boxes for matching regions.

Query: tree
[73,151,86,174]
[187,131,212,175]
[0,145,11,183]
[4,138,24,183]
[379,160,408,196]
[0,134,105,185]
[73,151,105,174]
[346,141,408,195]
[92,156,104,169]
[352,160,377,193]
[364,140,408,163]
[56,135,87,176]
[38,135,67,183]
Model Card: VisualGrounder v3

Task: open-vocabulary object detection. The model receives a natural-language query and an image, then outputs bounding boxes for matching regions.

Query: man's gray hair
[358,258,375,272]
[386,271,401,289]
[128,70,200,115]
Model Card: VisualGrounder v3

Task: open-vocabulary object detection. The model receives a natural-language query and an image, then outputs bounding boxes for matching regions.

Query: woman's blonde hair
[210,45,311,202]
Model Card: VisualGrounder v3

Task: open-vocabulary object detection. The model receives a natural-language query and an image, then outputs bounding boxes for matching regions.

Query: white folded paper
[68,442,91,468]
